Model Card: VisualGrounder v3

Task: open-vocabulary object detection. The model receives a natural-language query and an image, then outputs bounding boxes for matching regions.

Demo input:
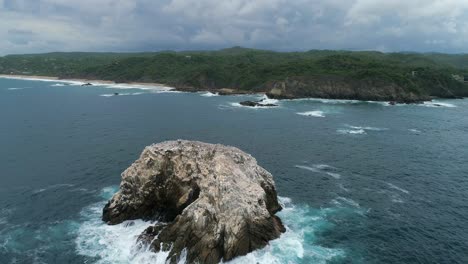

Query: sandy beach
[0,74,171,89]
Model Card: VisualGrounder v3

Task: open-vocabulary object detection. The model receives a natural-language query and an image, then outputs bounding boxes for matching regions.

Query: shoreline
[0,74,172,89]
[0,74,460,104]
[0,74,262,96]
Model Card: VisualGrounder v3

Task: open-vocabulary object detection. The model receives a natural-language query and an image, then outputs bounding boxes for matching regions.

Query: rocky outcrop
[102,140,285,263]
[239,100,278,107]
[265,76,432,103]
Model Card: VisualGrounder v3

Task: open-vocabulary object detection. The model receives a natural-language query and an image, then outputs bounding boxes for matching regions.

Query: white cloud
[1,0,468,54]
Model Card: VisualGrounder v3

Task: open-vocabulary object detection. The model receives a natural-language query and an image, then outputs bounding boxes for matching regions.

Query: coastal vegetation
[1,47,468,102]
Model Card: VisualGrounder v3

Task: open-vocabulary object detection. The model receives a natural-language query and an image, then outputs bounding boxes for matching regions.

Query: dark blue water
[1,78,467,264]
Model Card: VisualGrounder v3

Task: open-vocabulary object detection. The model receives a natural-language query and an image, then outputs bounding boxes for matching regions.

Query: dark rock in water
[389,101,396,105]
[113,92,119,96]
[81,83,93,86]
[239,100,277,107]
[102,140,285,264]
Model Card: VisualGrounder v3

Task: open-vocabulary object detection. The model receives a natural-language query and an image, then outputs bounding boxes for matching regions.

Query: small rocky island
[103,140,285,263]
[239,99,278,107]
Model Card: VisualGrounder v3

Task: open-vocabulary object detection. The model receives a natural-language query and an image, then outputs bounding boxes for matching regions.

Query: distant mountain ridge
[2,47,468,102]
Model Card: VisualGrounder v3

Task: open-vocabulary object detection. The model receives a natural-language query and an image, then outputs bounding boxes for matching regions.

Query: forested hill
[1,47,468,102]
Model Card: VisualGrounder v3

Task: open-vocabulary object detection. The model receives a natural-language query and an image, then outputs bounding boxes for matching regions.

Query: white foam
[332,197,361,208]
[347,125,387,131]
[76,189,344,264]
[337,129,366,135]
[200,92,219,97]
[227,102,279,109]
[7,87,27,90]
[297,111,325,118]
[409,129,421,134]
[326,172,342,179]
[295,165,321,173]
[76,201,174,264]
[314,164,336,170]
[422,101,456,108]
[51,83,66,87]
[227,196,344,264]
[386,182,409,194]
[338,125,387,135]
[295,165,341,179]
[257,94,279,105]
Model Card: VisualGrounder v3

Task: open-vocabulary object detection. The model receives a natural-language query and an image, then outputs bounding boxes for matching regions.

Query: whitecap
[422,101,456,108]
[332,197,361,208]
[7,87,27,90]
[297,111,325,118]
[347,125,387,131]
[51,83,66,87]
[337,129,366,135]
[295,165,341,179]
[409,129,421,134]
[200,92,219,97]
[386,182,409,194]
[295,165,321,173]
[326,172,342,179]
[314,164,336,170]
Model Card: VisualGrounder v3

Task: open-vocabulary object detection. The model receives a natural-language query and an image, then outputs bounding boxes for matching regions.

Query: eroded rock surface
[102,140,285,263]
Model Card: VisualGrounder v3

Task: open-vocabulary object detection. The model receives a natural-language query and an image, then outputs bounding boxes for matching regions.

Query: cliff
[264,76,431,103]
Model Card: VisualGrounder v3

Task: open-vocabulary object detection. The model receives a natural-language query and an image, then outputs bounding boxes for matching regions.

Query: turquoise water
[0,78,467,263]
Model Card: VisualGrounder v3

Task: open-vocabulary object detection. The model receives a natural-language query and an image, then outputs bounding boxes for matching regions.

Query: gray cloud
[1,0,468,54]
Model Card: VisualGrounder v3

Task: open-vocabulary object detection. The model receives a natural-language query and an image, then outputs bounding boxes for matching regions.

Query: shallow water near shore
[1,78,468,263]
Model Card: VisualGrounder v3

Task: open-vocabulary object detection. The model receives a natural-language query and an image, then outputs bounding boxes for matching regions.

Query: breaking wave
[200,92,219,97]
[75,188,345,264]
[422,101,457,108]
[337,125,387,135]
[297,111,325,118]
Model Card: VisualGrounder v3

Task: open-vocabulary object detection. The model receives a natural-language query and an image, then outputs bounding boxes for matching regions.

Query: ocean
[0,77,467,263]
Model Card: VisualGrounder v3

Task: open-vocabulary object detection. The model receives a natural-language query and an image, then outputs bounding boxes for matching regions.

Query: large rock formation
[102,140,285,263]
[265,76,432,103]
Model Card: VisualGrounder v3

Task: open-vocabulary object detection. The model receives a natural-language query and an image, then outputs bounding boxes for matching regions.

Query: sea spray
[75,188,346,264]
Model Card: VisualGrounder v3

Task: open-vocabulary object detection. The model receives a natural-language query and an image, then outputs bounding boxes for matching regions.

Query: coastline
[0,74,257,96]
[0,74,456,104]
[0,74,172,89]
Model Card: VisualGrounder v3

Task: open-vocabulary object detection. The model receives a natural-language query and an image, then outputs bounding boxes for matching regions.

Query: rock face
[264,76,432,103]
[102,140,285,263]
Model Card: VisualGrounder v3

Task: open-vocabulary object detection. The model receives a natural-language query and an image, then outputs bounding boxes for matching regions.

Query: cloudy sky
[2,0,468,55]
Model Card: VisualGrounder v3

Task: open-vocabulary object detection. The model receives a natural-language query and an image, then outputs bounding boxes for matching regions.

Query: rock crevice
[102,140,285,263]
